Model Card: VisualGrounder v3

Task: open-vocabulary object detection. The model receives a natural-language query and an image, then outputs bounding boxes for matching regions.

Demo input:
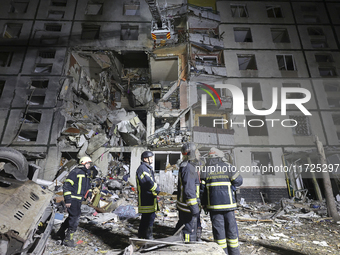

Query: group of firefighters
[55,142,243,255]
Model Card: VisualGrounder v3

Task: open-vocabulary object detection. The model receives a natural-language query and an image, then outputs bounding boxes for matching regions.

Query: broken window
[27,95,45,106]
[0,52,13,67]
[271,28,290,43]
[332,114,340,125]
[48,10,65,19]
[40,36,59,44]
[301,5,317,12]
[307,27,324,36]
[251,152,274,175]
[3,23,23,38]
[45,24,62,32]
[199,116,226,129]
[21,111,42,123]
[324,83,340,92]
[120,25,139,40]
[277,55,296,71]
[289,116,311,136]
[154,152,181,173]
[17,130,38,142]
[266,5,283,18]
[195,55,218,66]
[246,116,268,136]
[234,28,252,42]
[230,4,248,17]
[319,67,337,77]
[85,3,103,15]
[282,83,304,99]
[327,98,340,108]
[51,0,67,7]
[237,54,257,70]
[0,80,5,98]
[30,79,49,89]
[311,39,328,48]
[34,64,53,73]
[315,54,333,63]
[81,24,100,39]
[9,0,29,13]
[303,15,320,23]
[38,50,56,59]
[123,1,140,15]
[241,83,262,101]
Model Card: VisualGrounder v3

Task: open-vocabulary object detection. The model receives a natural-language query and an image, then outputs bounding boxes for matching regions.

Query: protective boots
[197,227,202,242]
[53,223,67,240]
[145,226,154,240]
[63,230,76,247]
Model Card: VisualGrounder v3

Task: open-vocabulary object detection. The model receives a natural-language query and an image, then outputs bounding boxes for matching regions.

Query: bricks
[238,188,288,203]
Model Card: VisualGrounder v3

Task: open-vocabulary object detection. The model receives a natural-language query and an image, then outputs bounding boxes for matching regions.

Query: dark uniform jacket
[177,161,200,215]
[63,166,92,204]
[201,159,243,211]
[136,162,160,213]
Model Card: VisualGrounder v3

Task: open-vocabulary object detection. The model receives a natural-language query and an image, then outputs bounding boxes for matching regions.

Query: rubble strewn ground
[43,175,340,255]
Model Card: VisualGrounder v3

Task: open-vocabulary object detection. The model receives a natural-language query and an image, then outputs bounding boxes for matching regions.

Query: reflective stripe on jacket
[202,160,243,211]
[177,161,200,215]
[63,166,92,204]
[136,162,160,213]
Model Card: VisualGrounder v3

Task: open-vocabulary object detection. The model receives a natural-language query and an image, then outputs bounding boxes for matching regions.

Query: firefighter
[56,156,93,247]
[136,151,160,239]
[201,147,243,255]
[175,142,200,243]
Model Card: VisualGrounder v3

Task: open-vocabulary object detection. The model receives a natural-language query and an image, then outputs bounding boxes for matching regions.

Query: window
[289,116,311,136]
[48,10,65,19]
[277,55,296,71]
[246,116,268,136]
[154,152,181,173]
[301,5,317,12]
[199,116,225,129]
[3,23,22,38]
[282,83,305,99]
[123,2,140,15]
[327,98,340,108]
[241,83,262,101]
[195,55,218,65]
[30,79,49,89]
[311,39,328,48]
[17,130,38,142]
[0,80,5,98]
[51,0,67,7]
[27,95,45,106]
[38,50,56,59]
[21,111,42,123]
[45,24,62,32]
[230,4,248,17]
[324,83,340,92]
[237,54,257,70]
[319,67,337,77]
[251,152,274,175]
[307,27,324,36]
[303,15,320,23]
[266,5,283,18]
[332,114,340,125]
[34,64,53,73]
[81,24,100,40]
[85,3,103,15]
[9,0,29,13]
[0,52,13,67]
[315,54,333,63]
[120,25,139,40]
[234,28,252,42]
[40,36,59,44]
[271,28,290,43]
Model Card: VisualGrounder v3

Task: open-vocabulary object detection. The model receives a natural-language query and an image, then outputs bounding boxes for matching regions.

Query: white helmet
[79,156,92,165]
[208,147,225,158]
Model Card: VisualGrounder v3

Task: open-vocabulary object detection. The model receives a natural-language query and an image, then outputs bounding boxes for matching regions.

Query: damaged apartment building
[1,0,340,203]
